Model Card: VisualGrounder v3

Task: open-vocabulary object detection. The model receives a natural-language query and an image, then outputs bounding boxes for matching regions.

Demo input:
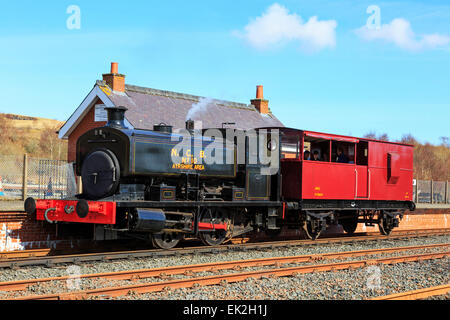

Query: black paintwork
[76,124,281,202]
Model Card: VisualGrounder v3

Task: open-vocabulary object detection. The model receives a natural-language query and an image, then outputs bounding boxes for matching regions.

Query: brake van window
[331,141,355,164]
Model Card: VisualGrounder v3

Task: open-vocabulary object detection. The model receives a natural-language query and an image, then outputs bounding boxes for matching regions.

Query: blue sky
[0,0,449,144]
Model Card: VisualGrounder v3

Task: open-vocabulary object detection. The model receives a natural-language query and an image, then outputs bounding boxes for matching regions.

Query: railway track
[371,284,450,300]
[0,243,446,293]
[0,228,448,269]
[8,249,448,300]
[0,248,50,260]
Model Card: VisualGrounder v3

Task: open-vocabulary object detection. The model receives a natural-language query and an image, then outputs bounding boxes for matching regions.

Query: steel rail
[13,251,449,300]
[0,243,447,292]
[371,284,450,300]
[0,228,448,269]
[0,249,50,260]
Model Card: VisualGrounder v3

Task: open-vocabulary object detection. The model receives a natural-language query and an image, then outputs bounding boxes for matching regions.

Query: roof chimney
[256,85,264,99]
[251,85,269,114]
[111,62,118,74]
[102,62,126,93]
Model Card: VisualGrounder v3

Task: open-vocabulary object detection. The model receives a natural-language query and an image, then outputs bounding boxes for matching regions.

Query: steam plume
[186,97,214,121]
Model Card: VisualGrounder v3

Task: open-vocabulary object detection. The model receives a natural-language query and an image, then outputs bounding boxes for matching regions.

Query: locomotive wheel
[199,230,228,246]
[198,208,229,246]
[303,219,324,240]
[151,232,182,249]
[378,215,394,236]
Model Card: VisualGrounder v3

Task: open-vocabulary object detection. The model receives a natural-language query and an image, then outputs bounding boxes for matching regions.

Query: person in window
[336,147,349,163]
[312,151,321,161]
[304,151,311,160]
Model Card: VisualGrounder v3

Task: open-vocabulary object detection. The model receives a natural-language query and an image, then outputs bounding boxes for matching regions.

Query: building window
[94,104,107,122]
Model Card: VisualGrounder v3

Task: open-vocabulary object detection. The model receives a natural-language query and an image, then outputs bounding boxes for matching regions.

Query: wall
[0,213,93,252]
[67,98,106,162]
[0,213,57,251]
[356,209,449,232]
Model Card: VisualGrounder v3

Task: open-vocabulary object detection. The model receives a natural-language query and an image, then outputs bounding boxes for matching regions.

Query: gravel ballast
[0,234,448,300]
[0,246,447,299]
[0,234,448,284]
[115,257,450,300]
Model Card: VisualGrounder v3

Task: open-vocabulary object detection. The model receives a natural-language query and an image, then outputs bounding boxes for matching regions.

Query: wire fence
[0,154,448,203]
[0,155,77,200]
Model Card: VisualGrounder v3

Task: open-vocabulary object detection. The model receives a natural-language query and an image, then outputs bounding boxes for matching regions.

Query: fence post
[22,154,28,200]
[445,181,448,204]
[415,182,418,203]
[430,180,433,204]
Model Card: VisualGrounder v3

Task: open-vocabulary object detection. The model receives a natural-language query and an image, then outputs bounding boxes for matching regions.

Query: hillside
[0,113,67,160]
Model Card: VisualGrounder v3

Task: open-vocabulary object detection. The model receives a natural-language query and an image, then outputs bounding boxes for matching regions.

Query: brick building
[58,63,284,163]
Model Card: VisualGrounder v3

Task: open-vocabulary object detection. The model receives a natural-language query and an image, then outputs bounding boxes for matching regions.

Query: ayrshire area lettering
[171,148,205,171]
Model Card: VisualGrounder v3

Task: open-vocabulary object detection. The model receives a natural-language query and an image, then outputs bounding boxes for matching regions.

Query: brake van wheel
[151,232,182,249]
[342,220,358,234]
[378,214,394,236]
[303,219,324,240]
[340,214,359,235]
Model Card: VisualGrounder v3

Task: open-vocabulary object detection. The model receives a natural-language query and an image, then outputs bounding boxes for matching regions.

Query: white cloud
[355,18,450,51]
[235,3,337,52]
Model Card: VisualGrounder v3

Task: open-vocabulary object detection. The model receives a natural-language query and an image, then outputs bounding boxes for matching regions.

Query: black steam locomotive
[73,106,282,248]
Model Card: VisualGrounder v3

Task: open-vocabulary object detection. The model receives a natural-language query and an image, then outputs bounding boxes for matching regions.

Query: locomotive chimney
[250,85,269,114]
[186,119,195,131]
[105,106,128,129]
[103,62,126,93]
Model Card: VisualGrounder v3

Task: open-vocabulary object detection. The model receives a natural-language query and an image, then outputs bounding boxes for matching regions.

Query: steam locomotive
[25,106,415,248]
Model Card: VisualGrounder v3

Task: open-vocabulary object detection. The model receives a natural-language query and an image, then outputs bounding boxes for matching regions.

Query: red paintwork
[367,141,413,201]
[304,132,359,143]
[281,129,414,202]
[302,161,358,199]
[356,166,368,198]
[35,199,227,230]
[197,222,228,231]
[35,199,116,225]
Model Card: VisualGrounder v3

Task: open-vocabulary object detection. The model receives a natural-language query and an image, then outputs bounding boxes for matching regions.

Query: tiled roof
[96,80,284,130]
